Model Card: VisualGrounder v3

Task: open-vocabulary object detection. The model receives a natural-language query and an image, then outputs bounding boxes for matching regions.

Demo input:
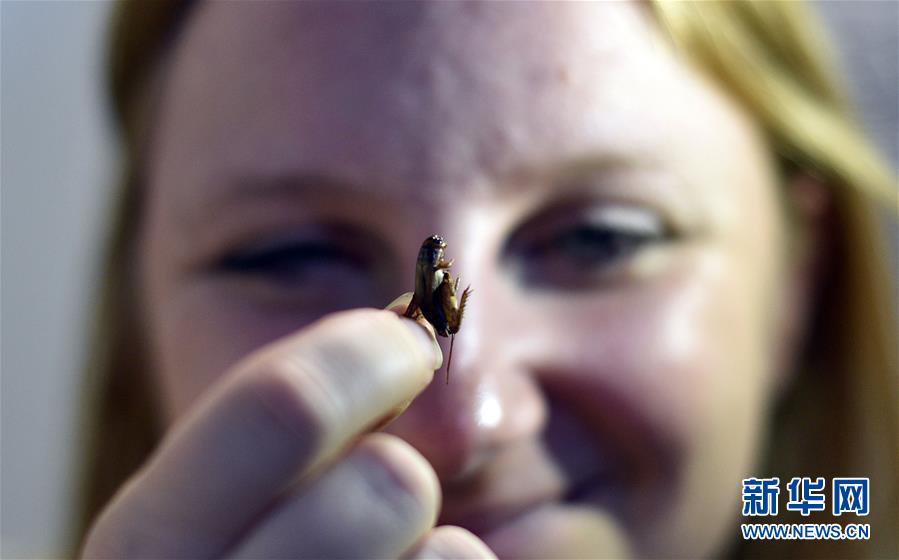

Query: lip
[567,466,622,498]
[437,375,650,539]
[442,470,617,537]
[445,487,564,536]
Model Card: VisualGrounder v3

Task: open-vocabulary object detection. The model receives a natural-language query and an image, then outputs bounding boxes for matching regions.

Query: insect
[404,234,472,384]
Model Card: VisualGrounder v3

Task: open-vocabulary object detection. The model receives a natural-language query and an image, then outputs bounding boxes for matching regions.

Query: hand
[80,293,496,559]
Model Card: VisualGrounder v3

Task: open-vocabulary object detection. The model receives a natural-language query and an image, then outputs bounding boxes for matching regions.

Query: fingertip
[356,433,442,527]
[383,293,443,371]
[406,525,498,560]
[401,317,443,371]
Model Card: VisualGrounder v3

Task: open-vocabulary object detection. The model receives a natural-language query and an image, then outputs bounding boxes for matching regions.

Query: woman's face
[140,2,794,557]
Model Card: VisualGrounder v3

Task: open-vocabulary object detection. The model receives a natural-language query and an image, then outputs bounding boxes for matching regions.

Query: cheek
[624,252,772,444]
[527,249,773,444]
[513,247,778,555]
[621,251,776,552]
[144,273,320,423]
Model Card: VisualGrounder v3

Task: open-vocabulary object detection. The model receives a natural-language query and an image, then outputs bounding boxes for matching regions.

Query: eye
[209,225,392,310]
[538,206,665,264]
[219,237,365,285]
[505,203,671,290]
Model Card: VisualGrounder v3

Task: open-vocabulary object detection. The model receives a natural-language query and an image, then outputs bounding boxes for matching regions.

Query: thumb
[369,292,442,432]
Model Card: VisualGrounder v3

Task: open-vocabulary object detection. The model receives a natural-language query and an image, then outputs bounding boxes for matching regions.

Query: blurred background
[1,1,895,557]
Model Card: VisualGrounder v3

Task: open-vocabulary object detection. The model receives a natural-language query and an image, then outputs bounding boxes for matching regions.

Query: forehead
[154,1,736,211]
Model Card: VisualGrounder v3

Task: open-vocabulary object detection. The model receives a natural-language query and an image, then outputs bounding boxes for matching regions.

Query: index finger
[83,306,440,559]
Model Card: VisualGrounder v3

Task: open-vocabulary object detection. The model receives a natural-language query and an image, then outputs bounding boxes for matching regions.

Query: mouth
[564,472,619,504]
[442,472,617,538]
[446,491,561,537]
[437,378,657,541]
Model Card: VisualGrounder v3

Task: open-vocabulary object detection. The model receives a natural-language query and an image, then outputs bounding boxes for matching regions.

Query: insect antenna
[445,334,455,384]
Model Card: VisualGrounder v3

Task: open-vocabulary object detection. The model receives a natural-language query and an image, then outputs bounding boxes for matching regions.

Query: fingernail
[385,292,414,313]
[402,318,443,371]
[371,397,414,432]
[413,527,498,559]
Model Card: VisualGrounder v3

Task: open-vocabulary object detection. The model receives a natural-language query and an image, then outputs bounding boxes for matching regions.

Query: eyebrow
[534,151,700,231]
[174,170,373,240]
[194,168,383,217]
[208,171,376,209]
[188,149,670,229]
[542,152,666,184]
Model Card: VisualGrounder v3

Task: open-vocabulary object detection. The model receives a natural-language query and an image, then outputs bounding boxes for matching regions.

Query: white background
[1,1,896,557]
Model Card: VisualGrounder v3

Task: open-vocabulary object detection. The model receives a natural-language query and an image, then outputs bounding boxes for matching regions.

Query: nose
[383,240,548,482]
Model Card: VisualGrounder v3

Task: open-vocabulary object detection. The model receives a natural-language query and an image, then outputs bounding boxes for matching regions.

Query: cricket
[403,235,472,384]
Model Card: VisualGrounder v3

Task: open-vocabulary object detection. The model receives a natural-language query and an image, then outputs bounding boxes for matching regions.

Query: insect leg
[448,285,472,334]
[403,298,421,319]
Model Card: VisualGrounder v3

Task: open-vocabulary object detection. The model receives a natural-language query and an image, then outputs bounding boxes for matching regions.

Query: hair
[70,1,898,557]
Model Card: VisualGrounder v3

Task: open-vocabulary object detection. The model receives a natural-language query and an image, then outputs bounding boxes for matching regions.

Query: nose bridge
[409,207,501,349]
[433,219,506,382]
[385,228,547,482]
